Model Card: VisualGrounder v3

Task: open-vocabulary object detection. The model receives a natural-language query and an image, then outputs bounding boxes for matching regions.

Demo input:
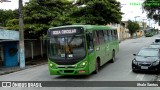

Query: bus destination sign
[52,29,77,35]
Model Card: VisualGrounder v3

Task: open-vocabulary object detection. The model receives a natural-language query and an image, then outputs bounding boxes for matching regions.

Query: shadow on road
[51,58,117,80]
[54,75,91,80]
[133,70,160,75]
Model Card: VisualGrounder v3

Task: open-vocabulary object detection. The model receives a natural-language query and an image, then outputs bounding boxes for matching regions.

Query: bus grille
[52,61,79,65]
[61,70,74,73]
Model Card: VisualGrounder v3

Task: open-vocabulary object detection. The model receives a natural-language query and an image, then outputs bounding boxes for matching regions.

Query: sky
[117,0,159,29]
[0,0,159,29]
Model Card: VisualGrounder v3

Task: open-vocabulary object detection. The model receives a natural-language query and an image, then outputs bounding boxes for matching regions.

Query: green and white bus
[47,25,119,75]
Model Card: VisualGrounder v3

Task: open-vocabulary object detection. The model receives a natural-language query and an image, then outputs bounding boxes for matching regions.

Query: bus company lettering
[62,29,76,34]
[52,31,61,35]
[52,29,77,35]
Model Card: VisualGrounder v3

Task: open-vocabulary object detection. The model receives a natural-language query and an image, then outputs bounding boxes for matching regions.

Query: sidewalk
[0,57,47,75]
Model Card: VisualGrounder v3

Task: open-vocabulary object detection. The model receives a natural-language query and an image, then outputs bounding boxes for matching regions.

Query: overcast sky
[0,0,159,29]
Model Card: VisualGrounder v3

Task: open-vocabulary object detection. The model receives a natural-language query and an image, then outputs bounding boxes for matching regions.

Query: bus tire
[94,60,100,74]
[110,51,115,63]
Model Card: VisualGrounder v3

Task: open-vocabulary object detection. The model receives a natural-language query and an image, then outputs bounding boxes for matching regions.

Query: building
[0,29,47,67]
[107,22,130,41]
[136,22,147,37]
[0,29,19,67]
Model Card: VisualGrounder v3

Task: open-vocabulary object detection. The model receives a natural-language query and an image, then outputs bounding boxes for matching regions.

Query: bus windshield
[48,34,86,60]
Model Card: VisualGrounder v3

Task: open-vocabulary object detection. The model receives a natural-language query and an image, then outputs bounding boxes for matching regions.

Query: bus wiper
[68,35,75,44]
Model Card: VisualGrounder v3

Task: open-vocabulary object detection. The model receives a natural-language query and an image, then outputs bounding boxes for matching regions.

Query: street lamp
[122,11,133,21]
[120,11,133,41]
[134,16,140,38]
[134,16,140,22]
[142,19,147,29]
[148,19,151,27]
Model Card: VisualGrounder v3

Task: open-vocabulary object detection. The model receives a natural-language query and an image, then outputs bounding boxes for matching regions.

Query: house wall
[24,40,47,59]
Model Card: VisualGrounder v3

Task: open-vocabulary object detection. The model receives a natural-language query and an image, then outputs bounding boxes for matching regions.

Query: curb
[0,62,47,76]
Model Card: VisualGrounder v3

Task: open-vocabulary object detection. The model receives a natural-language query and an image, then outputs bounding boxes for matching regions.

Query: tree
[142,0,160,25]
[71,0,122,25]
[127,20,140,38]
[23,0,75,39]
[4,0,123,39]
[0,9,18,27]
[5,0,74,39]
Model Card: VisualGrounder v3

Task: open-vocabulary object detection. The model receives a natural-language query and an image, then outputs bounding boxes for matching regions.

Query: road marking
[127,70,132,75]
[136,74,145,81]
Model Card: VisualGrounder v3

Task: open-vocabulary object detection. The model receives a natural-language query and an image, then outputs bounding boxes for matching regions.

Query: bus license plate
[141,66,148,69]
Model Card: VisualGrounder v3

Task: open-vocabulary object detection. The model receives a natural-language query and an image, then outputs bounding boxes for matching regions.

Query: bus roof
[48,25,117,31]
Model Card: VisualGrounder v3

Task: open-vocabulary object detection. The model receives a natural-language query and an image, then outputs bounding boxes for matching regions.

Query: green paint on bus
[47,25,119,75]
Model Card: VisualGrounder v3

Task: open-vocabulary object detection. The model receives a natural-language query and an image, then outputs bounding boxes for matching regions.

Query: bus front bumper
[49,67,89,75]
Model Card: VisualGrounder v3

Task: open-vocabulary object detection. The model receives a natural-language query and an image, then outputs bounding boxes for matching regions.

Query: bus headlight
[49,63,56,68]
[78,61,88,68]
[50,63,53,67]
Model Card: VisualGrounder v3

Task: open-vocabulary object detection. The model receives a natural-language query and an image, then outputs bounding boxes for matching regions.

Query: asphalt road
[1,35,160,90]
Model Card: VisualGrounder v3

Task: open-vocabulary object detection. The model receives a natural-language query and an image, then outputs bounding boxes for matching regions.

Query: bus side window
[108,30,112,41]
[104,30,109,42]
[111,30,115,40]
[97,30,105,44]
[112,29,117,40]
[86,32,94,53]
[93,31,99,46]
[114,29,118,40]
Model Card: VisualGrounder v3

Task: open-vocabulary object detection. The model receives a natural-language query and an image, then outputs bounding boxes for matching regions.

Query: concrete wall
[117,24,130,41]
[24,40,47,59]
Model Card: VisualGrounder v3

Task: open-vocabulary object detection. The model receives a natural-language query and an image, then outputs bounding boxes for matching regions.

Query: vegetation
[71,0,122,24]
[127,20,140,38]
[0,9,18,27]
[142,0,160,25]
[0,0,122,39]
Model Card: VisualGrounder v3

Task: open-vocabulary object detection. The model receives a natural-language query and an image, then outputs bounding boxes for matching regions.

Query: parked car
[145,33,154,37]
[149,43,160,49]
[155,38,160,43]
[132,48,160,72]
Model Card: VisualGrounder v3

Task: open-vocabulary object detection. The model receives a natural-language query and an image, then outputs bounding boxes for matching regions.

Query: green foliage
[72,0,122,24]
[2,0,122,39]
[127,20,140,38]
[142,0,160,24]
[23,0,73,39]
[0,9,18,27]
[5,19,19,30]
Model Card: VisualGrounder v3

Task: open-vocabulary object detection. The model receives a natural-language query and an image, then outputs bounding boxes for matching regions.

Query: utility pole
[134,16,140,22]
[19,0,25,68]
[148,19,151,27]
[120,11,133,41]
[142,19,147,30]
[134,16,140,38]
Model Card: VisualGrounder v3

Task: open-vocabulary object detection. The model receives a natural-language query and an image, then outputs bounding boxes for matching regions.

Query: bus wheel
[94,60,99,74]
[110,51,115,63]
